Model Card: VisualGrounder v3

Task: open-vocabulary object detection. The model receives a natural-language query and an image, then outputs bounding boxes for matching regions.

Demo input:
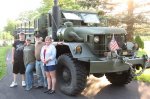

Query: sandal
[48,90,55,94]
[44,89,51,93]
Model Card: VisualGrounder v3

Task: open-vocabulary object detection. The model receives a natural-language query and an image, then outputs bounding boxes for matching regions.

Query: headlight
[75,45,82,54]
[94,36,99,43]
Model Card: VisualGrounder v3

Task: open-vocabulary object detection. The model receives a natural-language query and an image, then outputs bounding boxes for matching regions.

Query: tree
[17,10,40,27]
[37,0,80,14]
[126,0,134,41]
[76,0,119,26]
[4,20,16,35]
[76,0,114,11]
[59,0,80,10]
[37,0,53,14]
[0,31,13,40]
[120,0,150,41]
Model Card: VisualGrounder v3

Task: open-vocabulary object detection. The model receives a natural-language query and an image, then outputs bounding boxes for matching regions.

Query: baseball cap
[19,32,25,35]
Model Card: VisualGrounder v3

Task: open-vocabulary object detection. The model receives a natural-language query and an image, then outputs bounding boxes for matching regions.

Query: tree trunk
[126,0,134,41]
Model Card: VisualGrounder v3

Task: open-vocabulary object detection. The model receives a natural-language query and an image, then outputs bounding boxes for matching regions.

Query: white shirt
[40,44,56,66]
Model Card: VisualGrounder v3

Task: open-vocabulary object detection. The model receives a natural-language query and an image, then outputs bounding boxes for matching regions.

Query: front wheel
[57,54,87,96]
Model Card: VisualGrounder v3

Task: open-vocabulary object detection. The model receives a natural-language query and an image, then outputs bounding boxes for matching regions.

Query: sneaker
[22,81,26,87]
[10,82,17,88]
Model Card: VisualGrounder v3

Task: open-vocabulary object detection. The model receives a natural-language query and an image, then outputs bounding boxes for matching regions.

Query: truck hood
[73,27,127,35]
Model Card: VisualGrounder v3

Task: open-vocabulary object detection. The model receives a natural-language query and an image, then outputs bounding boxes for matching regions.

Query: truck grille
[87,34,124,57]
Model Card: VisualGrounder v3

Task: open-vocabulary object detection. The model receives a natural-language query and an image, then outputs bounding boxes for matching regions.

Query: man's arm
[12,47,15,64]
[52,41,64,46]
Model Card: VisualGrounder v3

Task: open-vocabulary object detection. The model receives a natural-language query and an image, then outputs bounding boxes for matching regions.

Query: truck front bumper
[90,57,150,73]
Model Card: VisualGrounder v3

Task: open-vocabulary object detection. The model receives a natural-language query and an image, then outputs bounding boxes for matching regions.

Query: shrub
[134,36,144,49]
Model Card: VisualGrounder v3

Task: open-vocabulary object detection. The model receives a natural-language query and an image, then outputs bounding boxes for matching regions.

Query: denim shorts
[44,65,56,72]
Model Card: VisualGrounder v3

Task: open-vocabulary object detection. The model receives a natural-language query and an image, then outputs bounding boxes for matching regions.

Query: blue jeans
[35,60,47,87]
[25,63,35,88]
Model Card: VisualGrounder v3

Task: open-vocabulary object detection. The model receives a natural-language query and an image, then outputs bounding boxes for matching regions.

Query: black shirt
[13,40,25,62]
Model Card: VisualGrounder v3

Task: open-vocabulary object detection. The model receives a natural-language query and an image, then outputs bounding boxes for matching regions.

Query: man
[35,34,47,88]
[23,37,36,91]
[10,32,26,87]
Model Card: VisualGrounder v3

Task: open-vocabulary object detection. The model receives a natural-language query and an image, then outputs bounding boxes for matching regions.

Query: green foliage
[137,49,147,57]
[134,36,144,49]
[0,46,11,79]
[59,0,80,10]
[77,0,114,11]
[135,50,150,83]
[97,10,105,16]
[4,20,16,35]
[37,0,53,14]
[135,69,150,83]
[38,0,80,14]
[0,31,13,40]
[17,10,40,26]
[77,0,102,10]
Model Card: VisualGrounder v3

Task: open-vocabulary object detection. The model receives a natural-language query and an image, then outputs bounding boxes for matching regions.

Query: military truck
[34,0,150,96]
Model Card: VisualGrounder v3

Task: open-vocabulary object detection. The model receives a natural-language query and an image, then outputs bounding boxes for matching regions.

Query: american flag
[109,34,120,51]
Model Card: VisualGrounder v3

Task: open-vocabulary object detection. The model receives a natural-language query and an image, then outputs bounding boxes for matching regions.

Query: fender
[63,43,97,62]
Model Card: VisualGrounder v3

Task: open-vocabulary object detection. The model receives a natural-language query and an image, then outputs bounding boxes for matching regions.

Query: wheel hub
[62,68,71,82]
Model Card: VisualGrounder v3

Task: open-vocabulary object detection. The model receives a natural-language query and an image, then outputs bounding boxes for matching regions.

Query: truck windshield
[62,12,82,20]
[80,13,100,24]
[62,11,100,24]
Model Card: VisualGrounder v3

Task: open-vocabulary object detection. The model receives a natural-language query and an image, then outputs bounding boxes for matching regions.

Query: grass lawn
[135,69,150,83]
[0,46,11,79]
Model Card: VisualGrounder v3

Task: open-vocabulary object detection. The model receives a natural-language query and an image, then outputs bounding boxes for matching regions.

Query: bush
[134,36,144,49]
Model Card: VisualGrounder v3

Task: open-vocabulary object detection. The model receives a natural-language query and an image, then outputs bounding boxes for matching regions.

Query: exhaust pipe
[52,0,60,41]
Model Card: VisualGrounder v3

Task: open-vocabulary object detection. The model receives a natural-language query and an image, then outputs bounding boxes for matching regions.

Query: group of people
[10,32,57,94]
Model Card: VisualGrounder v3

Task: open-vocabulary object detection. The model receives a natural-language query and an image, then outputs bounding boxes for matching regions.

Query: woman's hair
[45,36,52,41]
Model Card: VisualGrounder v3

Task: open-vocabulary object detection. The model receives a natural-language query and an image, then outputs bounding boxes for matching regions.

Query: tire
[57,54,87,96]
[93,73,104,78]
[105,69,134,85]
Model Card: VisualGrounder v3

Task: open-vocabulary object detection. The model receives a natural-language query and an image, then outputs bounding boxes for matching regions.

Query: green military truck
[34,0,150,96]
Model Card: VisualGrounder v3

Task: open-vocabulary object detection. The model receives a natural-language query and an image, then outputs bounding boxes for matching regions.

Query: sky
[0,0,42,31]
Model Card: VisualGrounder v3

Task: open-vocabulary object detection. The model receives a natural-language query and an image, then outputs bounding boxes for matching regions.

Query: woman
[23,37,36,91]
[40,36,56,94]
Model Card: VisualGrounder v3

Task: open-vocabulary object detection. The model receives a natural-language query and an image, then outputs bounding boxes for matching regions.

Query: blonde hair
[45,36,52,41]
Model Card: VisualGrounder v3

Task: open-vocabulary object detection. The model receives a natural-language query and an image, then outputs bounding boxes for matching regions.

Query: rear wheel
[105,69,134,85]
[57,54,87,95]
